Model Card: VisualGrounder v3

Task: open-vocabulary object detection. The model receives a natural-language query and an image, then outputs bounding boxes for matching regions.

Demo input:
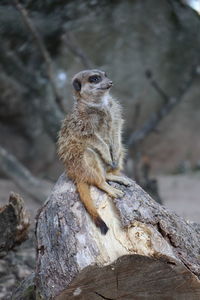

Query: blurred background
[0,0,200,297]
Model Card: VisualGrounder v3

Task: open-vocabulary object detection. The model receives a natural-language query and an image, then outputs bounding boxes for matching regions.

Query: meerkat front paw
[118,177,132,186]
[106,174,132,187]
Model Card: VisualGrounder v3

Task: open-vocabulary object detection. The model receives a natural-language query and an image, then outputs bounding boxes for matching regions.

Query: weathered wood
[33,173,200,299]
[57,255,200,300]
[0,192,30,257]
[12,273,36,300]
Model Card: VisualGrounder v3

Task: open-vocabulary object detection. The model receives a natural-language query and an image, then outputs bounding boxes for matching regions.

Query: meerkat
[58,69,130,234]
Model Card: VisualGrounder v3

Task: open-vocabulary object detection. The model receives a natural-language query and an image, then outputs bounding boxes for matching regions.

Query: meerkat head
[72,69,113,102]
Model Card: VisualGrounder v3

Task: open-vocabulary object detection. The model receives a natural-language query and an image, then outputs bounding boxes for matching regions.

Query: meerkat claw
[120,178,132,186]
[109,188,124,198]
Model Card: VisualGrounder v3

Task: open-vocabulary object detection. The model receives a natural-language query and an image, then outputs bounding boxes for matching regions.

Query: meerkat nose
[108,81,113,86]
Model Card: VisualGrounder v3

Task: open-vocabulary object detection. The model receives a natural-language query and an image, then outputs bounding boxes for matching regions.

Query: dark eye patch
[88,75,102,83]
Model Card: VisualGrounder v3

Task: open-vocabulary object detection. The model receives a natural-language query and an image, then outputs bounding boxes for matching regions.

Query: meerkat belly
[92,131,114,171]
[100,121,113,149]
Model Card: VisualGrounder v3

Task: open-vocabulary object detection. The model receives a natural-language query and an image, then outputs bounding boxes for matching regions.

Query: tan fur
[58,69,130,234]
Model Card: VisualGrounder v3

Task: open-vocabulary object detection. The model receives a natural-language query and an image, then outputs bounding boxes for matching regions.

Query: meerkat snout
[107,80,113,88]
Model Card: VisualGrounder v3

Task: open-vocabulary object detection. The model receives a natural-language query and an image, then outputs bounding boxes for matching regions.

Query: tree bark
[15,174,200,299]
[12,273,36,300]
[0,192,30,257]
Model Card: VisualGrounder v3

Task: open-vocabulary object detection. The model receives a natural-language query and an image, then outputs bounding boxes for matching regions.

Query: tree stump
[0,192,30,257]
[15,174,200,299]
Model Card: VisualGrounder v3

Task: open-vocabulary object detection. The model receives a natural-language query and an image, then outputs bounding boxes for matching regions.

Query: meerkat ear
[72,78,81,92]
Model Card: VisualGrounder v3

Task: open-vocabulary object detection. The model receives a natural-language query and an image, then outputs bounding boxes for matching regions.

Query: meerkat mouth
[97,85,112,90]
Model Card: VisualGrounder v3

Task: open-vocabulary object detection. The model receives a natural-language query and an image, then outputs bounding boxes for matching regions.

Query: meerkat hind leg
[106,173,132,186]
[84,149,124,199]
[97,181,124,198]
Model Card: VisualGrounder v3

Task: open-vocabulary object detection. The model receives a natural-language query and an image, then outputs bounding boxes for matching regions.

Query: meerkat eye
[88,75,102,83]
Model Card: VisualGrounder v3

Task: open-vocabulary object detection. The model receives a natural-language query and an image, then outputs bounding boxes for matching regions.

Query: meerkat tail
[94,215,109,235]
[76,182,109,235]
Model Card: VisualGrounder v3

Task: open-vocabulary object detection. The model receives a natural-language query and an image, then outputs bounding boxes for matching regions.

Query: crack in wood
[155,221,197,275]
[156,221,178,248]
[94,291,115,300]
[116,271,119,290]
